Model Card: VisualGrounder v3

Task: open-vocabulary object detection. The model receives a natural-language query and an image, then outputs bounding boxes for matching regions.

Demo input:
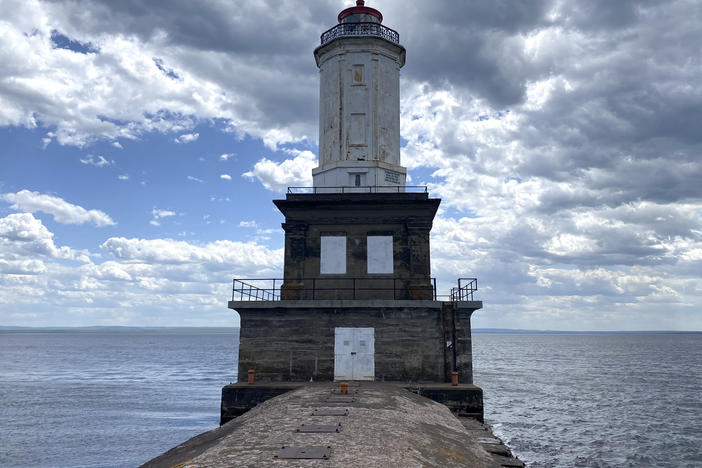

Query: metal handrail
[287,186,427,194]
[320,22,400,45]
[232,277,437,301]
[450,278,478,301]
[232,277,479,302]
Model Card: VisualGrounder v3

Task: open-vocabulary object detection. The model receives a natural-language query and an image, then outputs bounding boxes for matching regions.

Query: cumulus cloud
[0,212,87,261]
[219,153,234,161]
[220,174,232,180]
[0,218,282,325]
[239,220,258,228]
[243,149,315,192]
[100,237,281,272]
[1,190,115,227]
[174,132,199,144]
[0,0,321,147]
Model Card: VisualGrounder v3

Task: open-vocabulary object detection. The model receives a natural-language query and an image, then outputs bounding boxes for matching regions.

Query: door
[334,327,374,381]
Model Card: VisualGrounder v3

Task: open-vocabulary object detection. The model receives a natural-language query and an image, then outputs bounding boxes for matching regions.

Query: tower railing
[320,22,400,45]
[449,278,478,301]
[287,185,427,194]
[232,277,479,302]
[232,277,436,301]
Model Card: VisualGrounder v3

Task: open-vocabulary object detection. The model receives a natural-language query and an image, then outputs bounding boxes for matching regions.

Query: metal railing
[320,22,400,45]
[232,277,479,302]
[232,277,437,301]
[450,278,478,301]
[287,185,427,194]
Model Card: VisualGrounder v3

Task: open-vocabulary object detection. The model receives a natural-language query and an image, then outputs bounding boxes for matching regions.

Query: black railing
[450,278,478,301]
[320,22,400,45]
[287,186,427,194]
[232,277,479,302]
[232,277,437,301]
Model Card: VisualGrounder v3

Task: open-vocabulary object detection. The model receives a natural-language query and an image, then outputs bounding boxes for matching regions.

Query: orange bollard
[248,369,255,385]
[340,382,349,394]
[451,371,458,386]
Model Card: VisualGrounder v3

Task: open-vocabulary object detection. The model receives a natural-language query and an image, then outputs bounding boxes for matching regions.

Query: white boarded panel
[367,236,393,274]
[349,113,366,146]
[321,236,346,274]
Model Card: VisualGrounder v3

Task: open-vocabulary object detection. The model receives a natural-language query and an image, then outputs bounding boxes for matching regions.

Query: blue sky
[1,0,701,330]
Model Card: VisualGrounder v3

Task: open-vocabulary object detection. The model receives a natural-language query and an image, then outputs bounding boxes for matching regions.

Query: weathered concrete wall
[313,36,406,188]
[275,193,439,296]
[232,300,480,384]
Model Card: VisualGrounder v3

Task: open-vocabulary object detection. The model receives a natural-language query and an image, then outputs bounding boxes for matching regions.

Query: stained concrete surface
[142,382,522,468]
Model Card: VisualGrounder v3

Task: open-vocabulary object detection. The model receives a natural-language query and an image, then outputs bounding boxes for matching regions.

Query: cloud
[0,212,87,261]
[243,149,315,192]
[0,215,282,325]
[220,174,232,180]
[149,208,176,226]
[118,175,129,180]
[2,1,702,329]
[174,132,199,144]
[1,190,116,227]
[79,155,113,167]
[0,0,323,147]
[187,175,203,183]
[219,153,234,161]
[100,237,281,272]
[239,220,258,228]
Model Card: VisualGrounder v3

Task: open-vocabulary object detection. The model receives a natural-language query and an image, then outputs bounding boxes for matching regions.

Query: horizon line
[0,325,700,334]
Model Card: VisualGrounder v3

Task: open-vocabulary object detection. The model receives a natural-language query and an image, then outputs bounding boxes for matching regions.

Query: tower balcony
[231,277,478,302]
[320,22,400,45]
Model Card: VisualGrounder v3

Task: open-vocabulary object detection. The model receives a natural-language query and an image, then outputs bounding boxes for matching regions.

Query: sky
[1,0,701,330]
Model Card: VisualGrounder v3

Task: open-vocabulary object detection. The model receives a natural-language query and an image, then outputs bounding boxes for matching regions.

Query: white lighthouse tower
[312,0,407,190]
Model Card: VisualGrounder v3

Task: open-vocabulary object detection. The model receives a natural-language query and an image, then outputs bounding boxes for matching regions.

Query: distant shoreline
[0,326,700,334]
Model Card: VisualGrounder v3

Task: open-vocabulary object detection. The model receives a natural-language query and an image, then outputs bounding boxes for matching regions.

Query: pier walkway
[142,382,523,467]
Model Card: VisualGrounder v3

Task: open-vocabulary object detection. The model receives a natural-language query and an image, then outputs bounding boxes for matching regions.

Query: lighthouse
[313,0,406,190]
[222,1,484,424]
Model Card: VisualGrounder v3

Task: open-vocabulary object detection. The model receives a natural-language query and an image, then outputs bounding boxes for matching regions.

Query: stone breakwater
[141,382,523,467]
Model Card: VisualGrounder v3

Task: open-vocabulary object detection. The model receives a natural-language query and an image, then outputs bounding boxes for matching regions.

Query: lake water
[0,330,700,467]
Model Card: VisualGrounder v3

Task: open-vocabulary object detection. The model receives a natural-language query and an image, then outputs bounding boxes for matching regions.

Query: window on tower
[367,235,393,274]
[353,64,364,84]
[320,235,347,274]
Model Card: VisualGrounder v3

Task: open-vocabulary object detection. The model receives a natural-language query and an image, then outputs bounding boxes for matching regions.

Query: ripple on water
[474,333,702,468]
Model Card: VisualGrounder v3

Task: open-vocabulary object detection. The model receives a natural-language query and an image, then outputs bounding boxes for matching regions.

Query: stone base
[220,382,304,425]
[146,382,519,468]
[220,381,483,425]
[405,383,484,422]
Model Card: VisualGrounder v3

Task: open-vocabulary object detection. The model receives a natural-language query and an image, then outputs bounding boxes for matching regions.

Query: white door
[334,327,374,381]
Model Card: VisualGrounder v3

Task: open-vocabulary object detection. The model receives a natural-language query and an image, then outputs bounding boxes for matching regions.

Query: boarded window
[350,113,366,145]
[367,236,393,274]
[321,236,346,274]
[353,64,364,84]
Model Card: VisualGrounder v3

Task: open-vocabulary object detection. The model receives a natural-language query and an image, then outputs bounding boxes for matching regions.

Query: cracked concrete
[142,382,522,468]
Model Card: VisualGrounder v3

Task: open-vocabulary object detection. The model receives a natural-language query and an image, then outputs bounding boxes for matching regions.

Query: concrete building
[222,1,484,424]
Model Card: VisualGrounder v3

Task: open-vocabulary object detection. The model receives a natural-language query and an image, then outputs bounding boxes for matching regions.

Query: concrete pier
[142,382,522,467]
